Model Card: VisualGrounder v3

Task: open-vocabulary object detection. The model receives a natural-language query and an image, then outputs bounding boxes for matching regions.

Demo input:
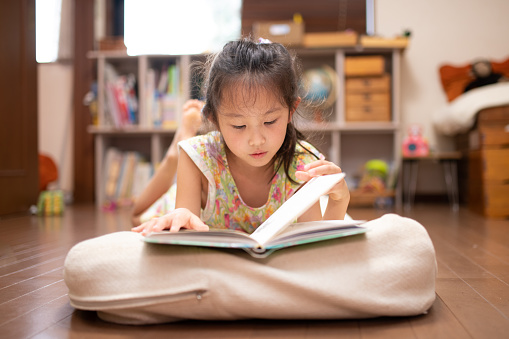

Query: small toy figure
[358,159,388,194]
[402,124,429,157]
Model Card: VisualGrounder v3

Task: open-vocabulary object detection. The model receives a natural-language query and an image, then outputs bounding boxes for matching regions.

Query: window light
[36,0,62,63]
[124,0,242,55]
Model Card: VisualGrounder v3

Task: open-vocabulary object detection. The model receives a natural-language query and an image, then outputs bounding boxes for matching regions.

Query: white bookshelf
[89,46,405,207]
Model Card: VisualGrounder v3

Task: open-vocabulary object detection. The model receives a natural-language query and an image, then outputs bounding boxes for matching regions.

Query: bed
[432,78,509,218]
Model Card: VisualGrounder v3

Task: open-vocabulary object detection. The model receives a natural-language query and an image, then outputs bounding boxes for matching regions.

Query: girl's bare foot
[166,100,204,159]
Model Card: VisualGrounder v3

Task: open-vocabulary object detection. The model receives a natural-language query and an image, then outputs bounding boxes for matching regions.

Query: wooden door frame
[72,0,95,203]
[0,0,38,216]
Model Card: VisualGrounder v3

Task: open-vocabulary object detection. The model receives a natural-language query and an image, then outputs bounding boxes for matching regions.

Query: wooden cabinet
[345,75,391,122]
[89,46,405,207]
[344,56,391,123]
[467,106,509,218]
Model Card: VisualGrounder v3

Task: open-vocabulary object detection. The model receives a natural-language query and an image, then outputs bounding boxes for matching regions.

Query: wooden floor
[1,203,508,338]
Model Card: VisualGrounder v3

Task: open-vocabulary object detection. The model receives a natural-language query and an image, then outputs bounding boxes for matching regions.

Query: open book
[144,173,367,257]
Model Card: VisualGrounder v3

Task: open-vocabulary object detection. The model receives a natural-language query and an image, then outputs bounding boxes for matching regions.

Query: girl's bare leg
[131,100,203,225]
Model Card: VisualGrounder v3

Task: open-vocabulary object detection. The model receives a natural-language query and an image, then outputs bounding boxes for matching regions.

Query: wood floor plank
[463,278,509,318]
[433,237,493,279]
[436,278,509,338]
[0,295,73,339]
[0,267,63,301]
[408,296,471,339]
[0,244,64,267]
[358,317,416,339]
[251,320,308,339]
[0,249,67,277]
[305,320,360,338]
[435,235,509,284]
[43,313,257,339]
[0,255,65,288]
[0,280,68,326]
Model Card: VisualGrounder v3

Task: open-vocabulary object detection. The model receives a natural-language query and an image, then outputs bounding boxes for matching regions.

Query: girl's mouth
[250,151,267,159]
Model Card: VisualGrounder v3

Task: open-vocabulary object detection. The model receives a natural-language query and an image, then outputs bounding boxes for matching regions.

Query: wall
[38,64,74,195]
[376,0,509,193]
[38,0,509,197]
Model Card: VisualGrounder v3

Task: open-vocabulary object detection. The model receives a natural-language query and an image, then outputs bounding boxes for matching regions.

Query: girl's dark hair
[200,38,318,184]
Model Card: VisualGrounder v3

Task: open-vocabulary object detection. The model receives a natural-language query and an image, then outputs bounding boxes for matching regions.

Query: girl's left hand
[295,160,349,201]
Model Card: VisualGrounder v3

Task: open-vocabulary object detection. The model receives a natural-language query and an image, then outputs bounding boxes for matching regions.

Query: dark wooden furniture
[457,105,509,218]
[0,0,38,216]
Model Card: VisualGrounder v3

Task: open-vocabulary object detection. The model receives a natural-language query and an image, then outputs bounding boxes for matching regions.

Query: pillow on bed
[439,56,509,102]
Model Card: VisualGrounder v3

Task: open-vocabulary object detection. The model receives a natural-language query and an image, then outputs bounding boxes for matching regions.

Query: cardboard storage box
[344,56,385,76]
[303,31,358,48]
[253,21,304,46]
[99,37,126,51]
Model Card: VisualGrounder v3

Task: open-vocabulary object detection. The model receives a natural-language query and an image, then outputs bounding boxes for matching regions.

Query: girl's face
[216,86,294,170]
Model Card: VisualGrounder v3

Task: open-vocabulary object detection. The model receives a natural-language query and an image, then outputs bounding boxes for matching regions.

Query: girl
[132,38,350,235]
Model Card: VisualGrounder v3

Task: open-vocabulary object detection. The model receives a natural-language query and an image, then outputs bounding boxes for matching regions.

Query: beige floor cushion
[64,213,437,325]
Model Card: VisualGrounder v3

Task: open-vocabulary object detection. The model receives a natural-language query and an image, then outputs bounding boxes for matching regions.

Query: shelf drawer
[470,183,509,218]
[469,149,509,182]
[345,103,391,122]
[345,91,390,122]
[481,148,509,182]
[345,75,390,92]
[346,92,390,106]
[483,184,509,218]
[480,128,509,147]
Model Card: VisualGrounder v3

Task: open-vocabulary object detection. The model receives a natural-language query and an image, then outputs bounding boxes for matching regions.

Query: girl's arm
[132,150,208,235]
[174,149,203,216]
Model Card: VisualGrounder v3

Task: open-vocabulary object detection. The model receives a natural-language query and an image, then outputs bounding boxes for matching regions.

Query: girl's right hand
[131,208,209,236]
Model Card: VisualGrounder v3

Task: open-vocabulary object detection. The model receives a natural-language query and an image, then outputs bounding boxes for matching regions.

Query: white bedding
[433,82,509,136]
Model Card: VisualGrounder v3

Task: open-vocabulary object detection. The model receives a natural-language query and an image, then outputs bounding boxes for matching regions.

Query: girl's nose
[248,129,266,147]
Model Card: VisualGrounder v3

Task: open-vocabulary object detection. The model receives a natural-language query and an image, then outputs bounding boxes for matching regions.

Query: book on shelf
[142,68,156,127]
[102,148,153,208]
[116,151,140,206]
[131,161,154,199]
[145,63,180,128]
[144,173,367,258]
[104,64,139,127]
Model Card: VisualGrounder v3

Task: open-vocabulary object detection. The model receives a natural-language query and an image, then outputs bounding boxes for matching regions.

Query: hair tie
[258,38,272,44]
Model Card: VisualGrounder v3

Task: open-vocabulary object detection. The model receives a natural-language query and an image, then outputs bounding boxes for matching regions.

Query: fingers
[131,224,145,232]
[131,208,209,236]
[172,211,209,232]
[139,217,170,236]
[295,170,312,182]
[301,160,342,177]
[169,211,187,233]
[190,213,209,231]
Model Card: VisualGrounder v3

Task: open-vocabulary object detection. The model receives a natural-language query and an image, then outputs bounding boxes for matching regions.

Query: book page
[249,173,346,246]
[144,229,259,249]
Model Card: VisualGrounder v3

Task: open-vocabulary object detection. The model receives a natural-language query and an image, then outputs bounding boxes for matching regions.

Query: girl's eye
[232,125,245,130]
[265,119,277,126]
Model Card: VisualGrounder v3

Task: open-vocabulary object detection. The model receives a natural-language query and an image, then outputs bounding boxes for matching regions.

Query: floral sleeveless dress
[141,131,323,233]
